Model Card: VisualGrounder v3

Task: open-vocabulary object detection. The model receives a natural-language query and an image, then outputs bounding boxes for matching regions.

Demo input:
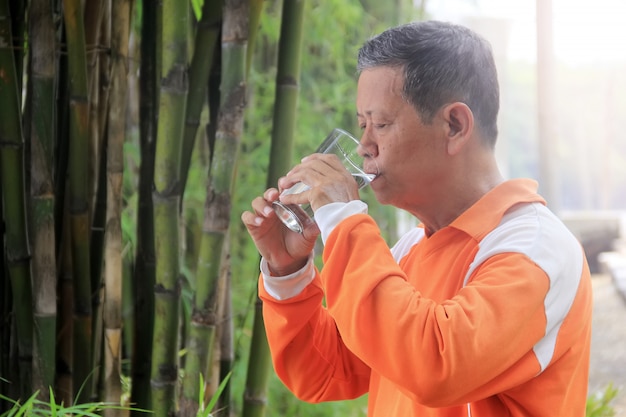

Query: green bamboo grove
[0,0,411,415]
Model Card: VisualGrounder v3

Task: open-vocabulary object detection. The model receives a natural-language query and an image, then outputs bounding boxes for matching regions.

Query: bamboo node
[243,391,268,405]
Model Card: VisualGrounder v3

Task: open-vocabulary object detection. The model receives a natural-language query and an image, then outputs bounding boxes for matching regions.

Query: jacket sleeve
[321,214,556,407]
[259,269,371,403]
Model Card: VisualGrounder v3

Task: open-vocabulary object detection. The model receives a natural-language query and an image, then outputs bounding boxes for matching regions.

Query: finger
[241,210,264,228]
[301,217,321,239]
[303,153,344,174]
[277,173,307,192]
[250,196,276,219]
[263,188,280,202]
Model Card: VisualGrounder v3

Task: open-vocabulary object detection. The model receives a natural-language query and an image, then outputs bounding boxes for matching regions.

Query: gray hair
[357,21,500,146]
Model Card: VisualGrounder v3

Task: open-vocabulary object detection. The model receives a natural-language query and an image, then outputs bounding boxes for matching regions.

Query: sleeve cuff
[315,200,369,244]
[260,253,316,300]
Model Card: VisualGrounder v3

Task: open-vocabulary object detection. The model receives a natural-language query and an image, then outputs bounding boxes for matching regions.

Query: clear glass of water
[272,128,378,233]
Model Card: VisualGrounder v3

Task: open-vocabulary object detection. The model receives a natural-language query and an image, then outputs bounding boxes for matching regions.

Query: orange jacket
[259,179,593,416]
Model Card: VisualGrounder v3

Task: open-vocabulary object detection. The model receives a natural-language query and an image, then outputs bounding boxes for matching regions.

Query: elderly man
[242,20,592,417]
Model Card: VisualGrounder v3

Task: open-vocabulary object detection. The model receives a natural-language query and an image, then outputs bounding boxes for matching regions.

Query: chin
[369,182,389,205]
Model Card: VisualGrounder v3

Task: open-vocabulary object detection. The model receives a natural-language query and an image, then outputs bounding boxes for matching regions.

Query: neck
[414,159,504,235]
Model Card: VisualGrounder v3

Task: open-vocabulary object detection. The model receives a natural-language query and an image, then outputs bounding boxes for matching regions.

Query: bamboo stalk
[62,0,93,403]
[149,0,188,414]
[243,2,306,416]
[28,0,58,401]
[8,0,24,93]
[86,0,108,312]
[54,1,73,406]
[90,0,111,297]
[179,234,223,416]
[121,246,134,370]
[97,0,112,152]
[178,2,223,414]
[217,257,233,414]
[265,0,305,188]
[54,10,69,251]
[0,231,10,406]
[55,211,75,405]
[88,4,111,393]
[102,0,131,413]
[179,0,222,203]
[246,0,264,77]
[90,124,107,401]
[130,1,159,413]
[184,0,249,414]
[84,0,105,217]
[0,0,34,400]
[90,1,112,401]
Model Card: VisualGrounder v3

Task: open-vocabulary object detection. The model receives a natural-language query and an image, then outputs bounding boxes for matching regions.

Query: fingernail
[263,206,273,216]
[255,217,263,225]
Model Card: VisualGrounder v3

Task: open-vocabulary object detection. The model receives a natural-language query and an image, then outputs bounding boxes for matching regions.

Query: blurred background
[2,0,624,415]
[430,3,626,414]
[406,0,626,282]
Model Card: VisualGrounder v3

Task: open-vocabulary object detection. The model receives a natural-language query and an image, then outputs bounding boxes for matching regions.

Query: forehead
[356,67,406,115]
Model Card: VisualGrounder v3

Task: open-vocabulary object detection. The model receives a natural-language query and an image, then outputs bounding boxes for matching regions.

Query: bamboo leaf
[191,0,204,20]
[203,371,232,416]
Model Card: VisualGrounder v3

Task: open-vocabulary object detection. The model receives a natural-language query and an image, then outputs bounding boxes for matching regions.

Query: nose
[357,129,378,159]
[357,131,379,176]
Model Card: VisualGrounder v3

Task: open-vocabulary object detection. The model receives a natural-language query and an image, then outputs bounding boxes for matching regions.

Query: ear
[442,102,474,155]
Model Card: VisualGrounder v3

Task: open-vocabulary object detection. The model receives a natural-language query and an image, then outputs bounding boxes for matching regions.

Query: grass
[0,388,150,417]
[587,383,619,417]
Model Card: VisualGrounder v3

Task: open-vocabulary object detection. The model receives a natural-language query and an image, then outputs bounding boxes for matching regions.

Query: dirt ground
[589,274,626,416]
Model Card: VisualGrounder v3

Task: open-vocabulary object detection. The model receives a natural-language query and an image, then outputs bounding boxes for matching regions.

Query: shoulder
[467,202,585,288]
[391,226,426,262]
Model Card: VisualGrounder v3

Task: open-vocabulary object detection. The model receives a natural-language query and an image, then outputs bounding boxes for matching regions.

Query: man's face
[356,66,448,212]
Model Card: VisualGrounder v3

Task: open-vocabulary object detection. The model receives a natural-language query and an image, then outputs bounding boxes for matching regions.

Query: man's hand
[277,154,361,212]
[241,188,319,276]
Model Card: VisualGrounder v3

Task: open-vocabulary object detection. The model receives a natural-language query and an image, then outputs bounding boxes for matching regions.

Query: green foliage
[227,1,416,415]
[233,0,382,285]
[190,0,204,20]
[197,372,232,417]
[586,384,618,417]
[0,388,150,416]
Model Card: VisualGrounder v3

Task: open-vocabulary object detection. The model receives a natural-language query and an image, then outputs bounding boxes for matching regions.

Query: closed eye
[358,119,390,131]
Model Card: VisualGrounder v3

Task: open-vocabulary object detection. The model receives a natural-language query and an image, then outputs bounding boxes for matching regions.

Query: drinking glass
[272,128,378,233]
